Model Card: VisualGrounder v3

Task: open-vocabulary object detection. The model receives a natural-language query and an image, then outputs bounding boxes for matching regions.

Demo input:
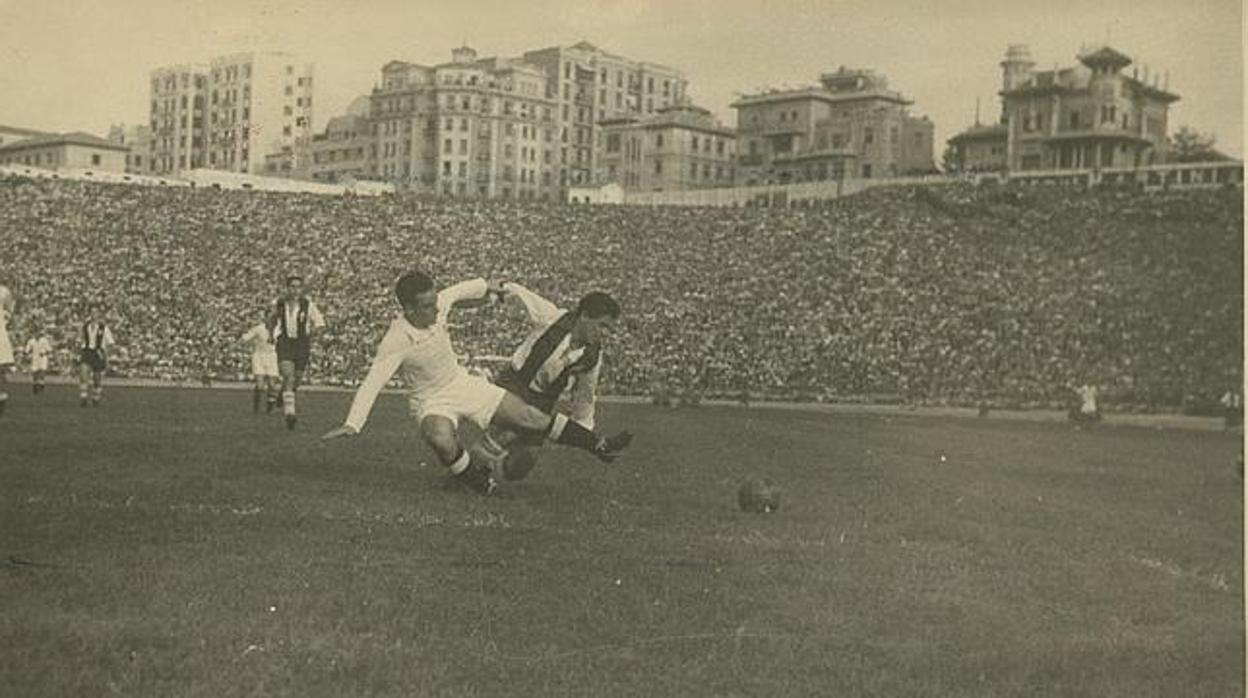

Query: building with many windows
[108,123,153,174]
[0,132,128,172]
[148,64,206,174]
[522,42,687,188]
[999,44,1178,171]
[368,47,558,199]
[598,104,736,191]
[147,52,313,176]
[300,97,373,183]
[732,67,935,185]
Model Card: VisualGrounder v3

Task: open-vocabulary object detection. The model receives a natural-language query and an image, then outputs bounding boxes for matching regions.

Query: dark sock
[548,414,601,452]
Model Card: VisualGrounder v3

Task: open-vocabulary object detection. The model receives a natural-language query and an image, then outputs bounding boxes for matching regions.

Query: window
[606,133,621,153]
[862,163,872,178]
[691,135,699,151]
[444,139,452,152]
[283,125,292,136]
[284,106,292,116]
[654,160,662,174]
[655,133,664,148]
[285,86,293,96]
[864,128,874,145]
[459,139,467,155]
[1069,112,1080,129]
[443,161,452,175]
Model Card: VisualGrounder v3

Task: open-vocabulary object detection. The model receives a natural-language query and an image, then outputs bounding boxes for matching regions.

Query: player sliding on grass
[321,271,633,495]
[471,282,622,481]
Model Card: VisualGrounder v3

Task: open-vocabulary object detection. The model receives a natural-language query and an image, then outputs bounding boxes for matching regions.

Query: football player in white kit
[24,332,54,395]
[322,270,633,495]
[240,314,280,413]
[0,282,14,417]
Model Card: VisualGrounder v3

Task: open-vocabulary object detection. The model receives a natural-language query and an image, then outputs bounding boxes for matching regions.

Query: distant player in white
[78,307,116,407]
[0,283,14,417]
[479,283,629,480]
[1069,383,1101,424]
[24,333,53,395]
[321,271,633,495]
[240,315,280,414]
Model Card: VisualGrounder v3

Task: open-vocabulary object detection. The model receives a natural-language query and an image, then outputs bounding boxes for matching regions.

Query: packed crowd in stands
[0,173,1241,410]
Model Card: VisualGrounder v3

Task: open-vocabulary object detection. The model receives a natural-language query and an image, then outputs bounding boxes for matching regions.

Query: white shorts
[252,352,279,378]
[30,357,48,372]
[0,330,12,366]
[410,373,507,430]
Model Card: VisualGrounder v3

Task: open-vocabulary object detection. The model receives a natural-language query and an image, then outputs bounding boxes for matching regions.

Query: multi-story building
[732,67,935,185]
[522,42,687,188]
[999,44,1179,171]
[300,97,372,183]
[598,104,736,191]
[369,46,558,199]
[108,123,153,174]
[147,52,313,176]
[149,64,207,174]
[0,132,128,172]
[945,123,1008,173]
[208,52,314,175]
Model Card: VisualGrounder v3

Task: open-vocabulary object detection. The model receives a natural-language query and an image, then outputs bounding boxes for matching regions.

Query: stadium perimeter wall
[618,161,1244,207]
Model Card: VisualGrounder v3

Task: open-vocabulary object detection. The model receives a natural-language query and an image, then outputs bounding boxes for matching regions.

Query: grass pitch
[0,386,1242,697]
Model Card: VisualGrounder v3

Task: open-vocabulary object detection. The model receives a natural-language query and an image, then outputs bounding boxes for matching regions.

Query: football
[738,477,781,513]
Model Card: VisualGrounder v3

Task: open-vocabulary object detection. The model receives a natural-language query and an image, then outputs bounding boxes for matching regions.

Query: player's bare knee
[420,416,459,458]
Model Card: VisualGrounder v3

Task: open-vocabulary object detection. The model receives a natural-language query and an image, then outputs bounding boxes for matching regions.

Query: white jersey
[0,285,13,365]
[25,337,53,370]
[345,279,488,431]
[1077,385,1099,414]
[241,323,278,359]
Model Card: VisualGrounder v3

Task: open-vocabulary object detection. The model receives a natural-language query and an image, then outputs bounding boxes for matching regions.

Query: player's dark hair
[285,275,303,286]
[576,291,620,320]
[395,271,436,307]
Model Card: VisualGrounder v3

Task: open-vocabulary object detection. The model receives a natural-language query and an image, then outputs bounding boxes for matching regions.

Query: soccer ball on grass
[738,477,781,513]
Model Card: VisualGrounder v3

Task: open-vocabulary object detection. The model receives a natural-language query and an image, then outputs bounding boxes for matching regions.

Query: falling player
[321,271,633,495]
[477,282,628,479]
[270,275,325,429]
[78,306,115,407]
[240,313,280,413]
[24,331,53,395]
[0,281,14,417]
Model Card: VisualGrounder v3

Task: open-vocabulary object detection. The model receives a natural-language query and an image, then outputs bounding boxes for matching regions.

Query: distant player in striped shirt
[0,283,15,417]
[24,332,53,395]
[476,282,629,480]
[78,307,116,407]
[269,275,325,430]
[240,314,280,414]
[321,271,633,495]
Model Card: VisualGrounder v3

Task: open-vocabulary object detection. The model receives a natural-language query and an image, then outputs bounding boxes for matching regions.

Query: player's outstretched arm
[337,331,405,436]
[500,281,562,327]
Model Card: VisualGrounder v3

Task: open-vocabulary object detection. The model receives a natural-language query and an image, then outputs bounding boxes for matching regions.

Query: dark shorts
[79,349,107,373]
[276,338,311,374]
[494,367,558,414]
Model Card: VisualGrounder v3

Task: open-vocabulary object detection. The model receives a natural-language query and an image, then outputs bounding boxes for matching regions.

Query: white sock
[283,391,296,415]
[547,413,569,441]
[447,450,470,475]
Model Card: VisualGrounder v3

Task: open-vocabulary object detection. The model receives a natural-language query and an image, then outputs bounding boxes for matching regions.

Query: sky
[0,0,1242,156]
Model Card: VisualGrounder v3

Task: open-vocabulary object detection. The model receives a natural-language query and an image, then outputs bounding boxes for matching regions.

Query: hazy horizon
[0,0,1241,157]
